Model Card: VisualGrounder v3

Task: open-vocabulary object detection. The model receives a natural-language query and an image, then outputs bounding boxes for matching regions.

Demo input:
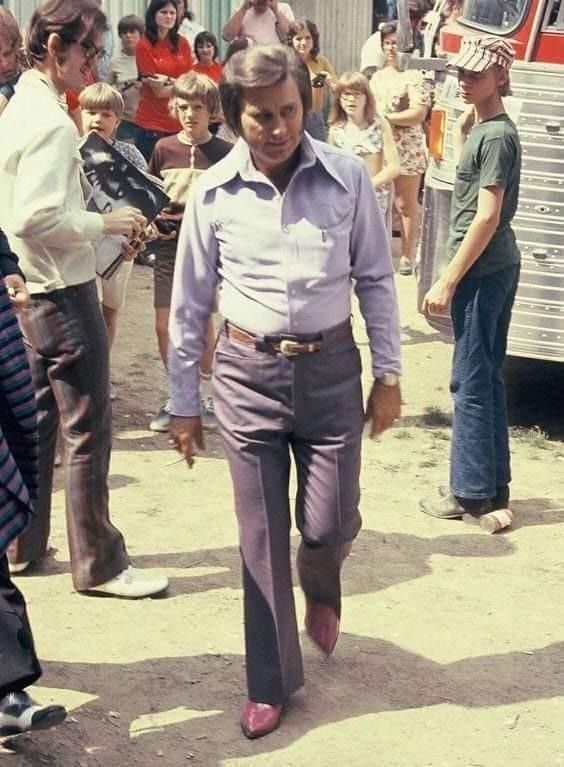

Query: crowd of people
[0,0,521,747]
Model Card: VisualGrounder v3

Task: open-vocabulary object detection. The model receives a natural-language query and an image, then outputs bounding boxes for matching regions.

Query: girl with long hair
[329,71,400,221]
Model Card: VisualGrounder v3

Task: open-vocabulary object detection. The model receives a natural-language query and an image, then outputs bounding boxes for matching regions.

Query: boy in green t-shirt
[419,36,521,519]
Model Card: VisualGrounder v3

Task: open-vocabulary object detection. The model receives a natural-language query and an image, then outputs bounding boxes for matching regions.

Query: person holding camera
[290,18,336,141]
[147,72,232,433]
[0,0,168,598]
[222,0,294,46]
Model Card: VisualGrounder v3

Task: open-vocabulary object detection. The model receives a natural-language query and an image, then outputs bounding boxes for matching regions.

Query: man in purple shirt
[169,45,401,739]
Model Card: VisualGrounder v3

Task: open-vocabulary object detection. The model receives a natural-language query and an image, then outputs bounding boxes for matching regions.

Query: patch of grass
[430,429,450,442]
[510,426,550,450]
[381,463,402,474]
[420,406,452,428]
[419,458,439,468]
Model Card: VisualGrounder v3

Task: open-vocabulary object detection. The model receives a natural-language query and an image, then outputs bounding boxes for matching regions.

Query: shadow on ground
[505,356,564,439]
[7,637,562,766]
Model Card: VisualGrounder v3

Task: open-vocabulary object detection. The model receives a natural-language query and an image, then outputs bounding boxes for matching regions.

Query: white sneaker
[149,400,171,432]
[398,256,413,276]
[8,561,30,575]
[86,567,169,599]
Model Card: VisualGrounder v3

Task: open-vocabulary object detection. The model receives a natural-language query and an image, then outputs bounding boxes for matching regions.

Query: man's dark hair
[26,0,107,63]
[220,44,312,136]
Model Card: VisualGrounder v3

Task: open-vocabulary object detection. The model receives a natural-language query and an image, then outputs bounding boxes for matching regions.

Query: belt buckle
[279,339,301,357]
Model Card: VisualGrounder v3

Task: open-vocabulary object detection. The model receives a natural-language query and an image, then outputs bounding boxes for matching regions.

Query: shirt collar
[20,68,69,112]
[200,131,350,194]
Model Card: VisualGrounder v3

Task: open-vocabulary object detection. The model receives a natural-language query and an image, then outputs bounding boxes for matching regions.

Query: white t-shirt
[178,18,204,46]
[240,3,294,45]
[360,32,385,72]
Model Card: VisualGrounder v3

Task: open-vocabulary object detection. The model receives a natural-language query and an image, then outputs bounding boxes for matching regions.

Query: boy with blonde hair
[148,72,232,432]
[79,83,148,394]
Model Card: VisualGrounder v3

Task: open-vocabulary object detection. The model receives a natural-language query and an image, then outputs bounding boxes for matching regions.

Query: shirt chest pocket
[213,214,280,271]
[454,163,478,200]
[294,203,354,272]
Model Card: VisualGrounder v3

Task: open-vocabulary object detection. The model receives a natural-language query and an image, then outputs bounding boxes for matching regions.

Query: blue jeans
[449,263,520,502]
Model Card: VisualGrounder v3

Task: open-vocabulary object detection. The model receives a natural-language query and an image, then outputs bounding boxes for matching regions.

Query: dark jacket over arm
[0,229,24,279]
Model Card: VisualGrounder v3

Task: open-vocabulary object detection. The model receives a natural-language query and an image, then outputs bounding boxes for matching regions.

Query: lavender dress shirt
[168,133,401,417]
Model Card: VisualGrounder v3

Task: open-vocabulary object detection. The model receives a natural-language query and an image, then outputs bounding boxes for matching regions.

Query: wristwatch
[376,373,400,387]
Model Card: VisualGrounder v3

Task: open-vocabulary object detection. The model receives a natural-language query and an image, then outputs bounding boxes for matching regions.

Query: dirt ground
[2,253,564,767]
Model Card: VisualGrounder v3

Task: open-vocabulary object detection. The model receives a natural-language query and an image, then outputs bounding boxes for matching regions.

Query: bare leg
[393,173,422,264]
[102,305,118,350]
[155,307,170,369]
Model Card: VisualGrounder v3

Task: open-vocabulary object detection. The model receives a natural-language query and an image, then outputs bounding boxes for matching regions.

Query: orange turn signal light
[429,108,447,160]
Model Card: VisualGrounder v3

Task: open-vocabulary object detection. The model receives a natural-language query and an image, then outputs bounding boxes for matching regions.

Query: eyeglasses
[73,39,106,62]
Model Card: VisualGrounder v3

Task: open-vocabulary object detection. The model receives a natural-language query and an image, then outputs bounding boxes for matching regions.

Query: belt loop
[254,332,268,353]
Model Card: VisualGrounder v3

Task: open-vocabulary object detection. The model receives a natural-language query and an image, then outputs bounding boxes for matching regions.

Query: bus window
[543,0,564,27]
[460,0,528,30]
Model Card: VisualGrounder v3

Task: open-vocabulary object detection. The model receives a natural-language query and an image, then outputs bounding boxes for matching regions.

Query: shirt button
[282,225,290,234]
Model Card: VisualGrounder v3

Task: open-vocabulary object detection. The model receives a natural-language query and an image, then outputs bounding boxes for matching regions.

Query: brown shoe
[304,598,340,655]
[240,700,283,739]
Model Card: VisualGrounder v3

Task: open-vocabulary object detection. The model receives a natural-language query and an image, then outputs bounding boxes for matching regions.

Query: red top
[193,60,223,83]
[65,89,80,112]
[135,35,193,132]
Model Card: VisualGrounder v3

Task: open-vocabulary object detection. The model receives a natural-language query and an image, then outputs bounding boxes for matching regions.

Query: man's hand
[121,237,147,261]
[144,223,159,243]
[102,206,147,238]
[421,277,455,316]
[169,415,205,468]
[365,380,401,438]
[4,274,29,309]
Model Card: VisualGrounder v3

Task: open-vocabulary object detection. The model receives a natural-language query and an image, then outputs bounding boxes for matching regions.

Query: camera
[155,219,178,236]
[311,73,327,89]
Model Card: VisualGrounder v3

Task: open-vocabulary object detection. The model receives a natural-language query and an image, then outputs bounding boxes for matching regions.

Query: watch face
[381,373,399,386]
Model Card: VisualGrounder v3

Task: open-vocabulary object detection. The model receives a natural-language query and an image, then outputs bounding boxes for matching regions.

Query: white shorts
[96,260,134,310]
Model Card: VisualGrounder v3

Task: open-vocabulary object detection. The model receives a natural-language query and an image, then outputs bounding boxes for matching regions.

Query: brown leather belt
[225,321,352,357]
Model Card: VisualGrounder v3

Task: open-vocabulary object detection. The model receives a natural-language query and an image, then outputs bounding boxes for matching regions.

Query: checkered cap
[450,36,516,72]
